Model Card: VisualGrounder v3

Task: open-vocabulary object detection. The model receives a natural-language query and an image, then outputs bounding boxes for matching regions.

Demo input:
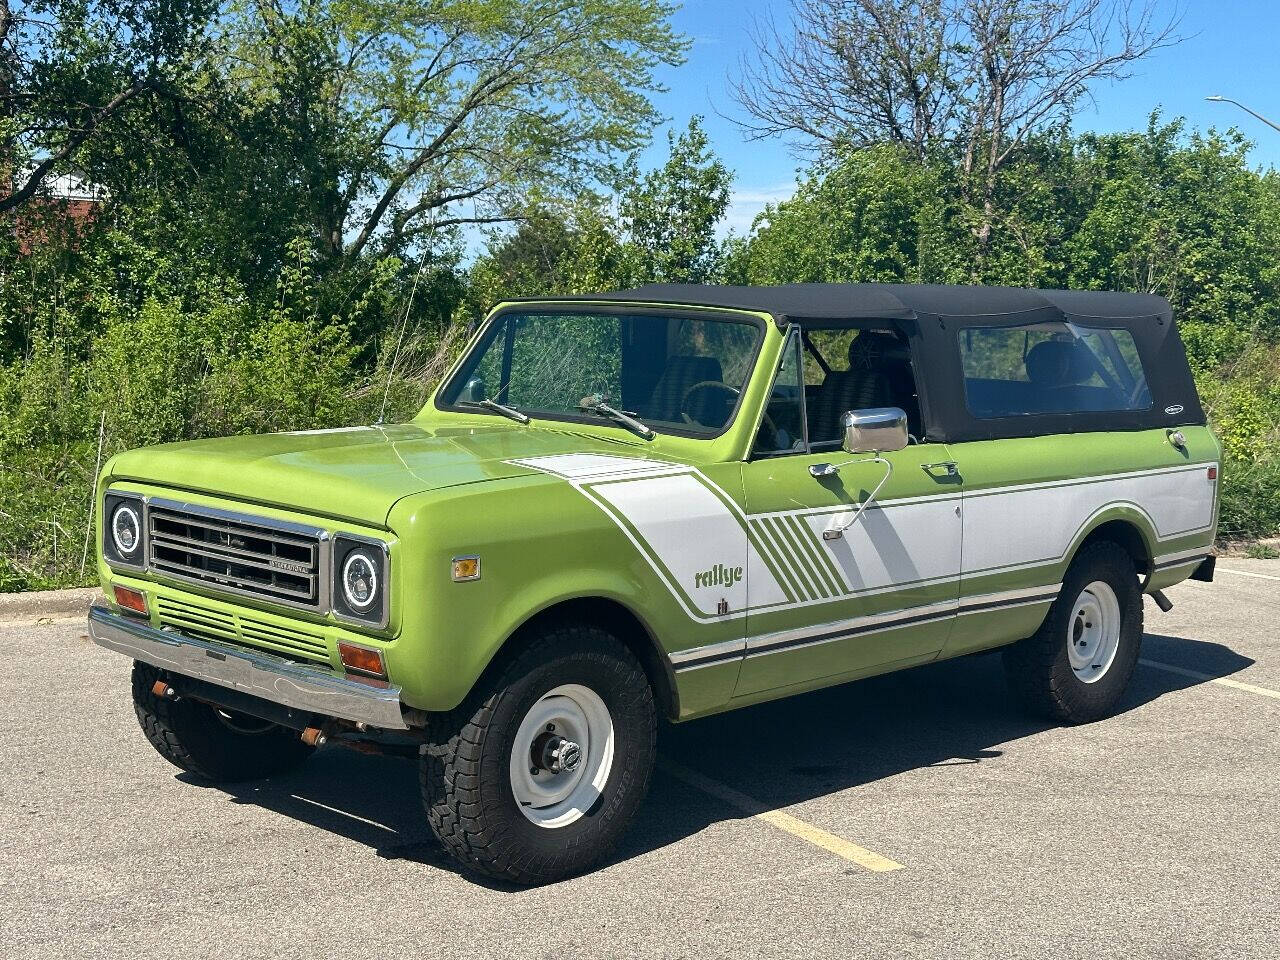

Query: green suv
[90,284,1219,884]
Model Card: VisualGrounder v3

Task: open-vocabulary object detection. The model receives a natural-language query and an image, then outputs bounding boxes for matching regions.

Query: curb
[1219,537,1280,558]
[0,587,105,623]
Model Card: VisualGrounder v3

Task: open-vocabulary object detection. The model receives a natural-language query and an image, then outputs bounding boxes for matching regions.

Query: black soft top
[520,282,1204,443]
[579,283,1173,327]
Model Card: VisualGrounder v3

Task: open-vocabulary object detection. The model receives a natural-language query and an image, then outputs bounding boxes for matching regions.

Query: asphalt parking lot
[2,560,1278,960]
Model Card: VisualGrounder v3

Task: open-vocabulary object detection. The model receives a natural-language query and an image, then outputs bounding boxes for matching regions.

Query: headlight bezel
[331,533,390,629]
[102,491,147,571]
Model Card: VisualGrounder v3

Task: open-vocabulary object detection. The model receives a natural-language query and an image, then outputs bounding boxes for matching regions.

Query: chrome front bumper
[88,605,407,729]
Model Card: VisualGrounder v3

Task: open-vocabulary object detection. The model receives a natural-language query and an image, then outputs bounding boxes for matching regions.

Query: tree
[464,116,733,319]
[221,0,686,268]
[0,0,216,215]
[618,116,733,284]
[727,145,943,286]
[733,0,1180,261]
[733,1,957,162]
[462,208,591,320]
[734,116,1280,334]
[1066,117,1280,368]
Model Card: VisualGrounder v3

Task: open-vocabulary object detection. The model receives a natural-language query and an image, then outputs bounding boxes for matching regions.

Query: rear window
[959,322,1151,418]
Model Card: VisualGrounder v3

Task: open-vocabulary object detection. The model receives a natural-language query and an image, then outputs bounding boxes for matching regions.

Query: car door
[734,325,964,698]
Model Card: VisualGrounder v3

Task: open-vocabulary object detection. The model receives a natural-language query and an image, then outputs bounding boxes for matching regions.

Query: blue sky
[641,0,1280,236]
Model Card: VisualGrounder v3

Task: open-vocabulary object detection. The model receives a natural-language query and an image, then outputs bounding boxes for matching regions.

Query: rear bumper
[88,604,407,729]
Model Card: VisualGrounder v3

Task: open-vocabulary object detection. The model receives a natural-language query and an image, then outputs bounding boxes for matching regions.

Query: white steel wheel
[1066,580,1122,683]
[509,683,615,829]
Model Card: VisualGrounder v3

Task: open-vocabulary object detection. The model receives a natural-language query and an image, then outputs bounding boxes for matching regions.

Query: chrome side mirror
[842,407,909,455]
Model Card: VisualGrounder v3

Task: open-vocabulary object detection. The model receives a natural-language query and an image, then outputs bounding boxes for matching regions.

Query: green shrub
[1196,341,1280,540]
[1217,458,1280,541]
[0,237,442,590]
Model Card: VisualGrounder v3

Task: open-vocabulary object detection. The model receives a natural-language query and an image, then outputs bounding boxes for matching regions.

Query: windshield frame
[434,303,768,440]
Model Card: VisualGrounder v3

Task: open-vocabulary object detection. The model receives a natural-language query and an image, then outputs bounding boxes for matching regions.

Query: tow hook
[1150,589,1173,613]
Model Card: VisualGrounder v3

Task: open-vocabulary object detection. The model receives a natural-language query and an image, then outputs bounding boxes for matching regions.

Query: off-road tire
[1003,541,1143,724]
[131,662,314,782]
[419,623,657,885]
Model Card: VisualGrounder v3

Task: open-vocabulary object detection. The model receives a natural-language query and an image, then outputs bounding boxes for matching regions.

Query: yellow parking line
[661,760,904,873]
[1140,659,1280,701]
[1215,566,1280,583]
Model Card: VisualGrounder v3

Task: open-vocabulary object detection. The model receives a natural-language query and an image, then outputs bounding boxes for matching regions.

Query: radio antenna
[375,209,435,426]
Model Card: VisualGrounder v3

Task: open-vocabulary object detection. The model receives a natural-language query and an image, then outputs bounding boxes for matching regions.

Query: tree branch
[0,78,150,216]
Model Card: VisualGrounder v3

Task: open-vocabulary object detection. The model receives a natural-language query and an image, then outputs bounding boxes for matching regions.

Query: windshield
[439,310,764,437]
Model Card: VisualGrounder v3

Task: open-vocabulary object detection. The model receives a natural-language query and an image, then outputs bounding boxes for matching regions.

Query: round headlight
[342,551,379,611]
[111,504,141,557]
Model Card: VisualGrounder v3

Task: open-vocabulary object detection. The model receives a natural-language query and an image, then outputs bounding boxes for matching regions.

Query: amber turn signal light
[452,556,481,581]
[338,641,386,678]
[113,584,149,617]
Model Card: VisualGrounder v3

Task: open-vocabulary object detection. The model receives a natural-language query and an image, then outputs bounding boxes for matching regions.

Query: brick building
[6,169,107,253]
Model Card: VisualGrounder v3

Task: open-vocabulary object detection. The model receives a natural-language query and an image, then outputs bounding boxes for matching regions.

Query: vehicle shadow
[196,631,1253,885]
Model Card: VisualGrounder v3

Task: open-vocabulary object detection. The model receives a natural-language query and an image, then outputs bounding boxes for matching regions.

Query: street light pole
[1205,95,1280,135]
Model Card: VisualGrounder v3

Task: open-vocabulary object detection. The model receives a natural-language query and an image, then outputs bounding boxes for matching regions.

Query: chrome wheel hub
[509,684,614,829]
[1066,580,1122,684]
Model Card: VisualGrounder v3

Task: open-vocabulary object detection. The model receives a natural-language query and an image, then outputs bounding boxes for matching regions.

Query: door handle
[922,461,958,478]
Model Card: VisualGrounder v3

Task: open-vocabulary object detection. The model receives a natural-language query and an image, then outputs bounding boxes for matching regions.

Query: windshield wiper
[468,398,530,424]
[578,394,655,440]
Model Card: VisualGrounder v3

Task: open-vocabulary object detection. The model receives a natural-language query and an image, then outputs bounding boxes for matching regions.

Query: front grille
[156,597,331,665]
[146,499,324,609]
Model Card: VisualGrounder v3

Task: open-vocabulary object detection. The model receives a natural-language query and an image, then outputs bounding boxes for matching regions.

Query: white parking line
[662,760,904,873]
[1215,566,1280,582]
[1140,659,1280,701]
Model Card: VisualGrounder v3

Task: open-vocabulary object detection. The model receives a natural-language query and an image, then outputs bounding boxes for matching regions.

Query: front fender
[382,476,709,711]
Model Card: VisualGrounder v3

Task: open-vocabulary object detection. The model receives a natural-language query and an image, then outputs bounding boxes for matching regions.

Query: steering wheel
[679,379,784,445]
[679,380,739,427]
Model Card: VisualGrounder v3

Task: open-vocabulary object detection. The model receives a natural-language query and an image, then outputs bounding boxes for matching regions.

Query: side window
[959,322,1151,418]
[753,329,808,456]
[803,326,921,446]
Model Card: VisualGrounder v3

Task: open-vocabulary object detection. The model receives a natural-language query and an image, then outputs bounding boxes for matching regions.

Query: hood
[106,423,648,527]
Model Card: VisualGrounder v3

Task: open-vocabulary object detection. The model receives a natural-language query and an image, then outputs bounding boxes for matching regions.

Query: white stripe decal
[749,518,805,600]
[513,454,788,620]
[748,463,1209,518]
[963,462,1211,499]
[508,453,678,480]
[961,467,1215,575]
[510,454,1214,643]
[805,498,961,598]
